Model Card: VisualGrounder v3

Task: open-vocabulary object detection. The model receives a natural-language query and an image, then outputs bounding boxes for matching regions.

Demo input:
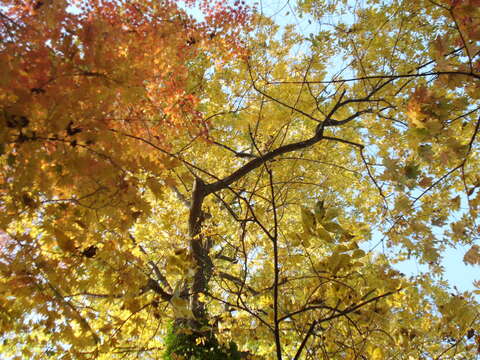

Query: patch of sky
[254,0,357,80]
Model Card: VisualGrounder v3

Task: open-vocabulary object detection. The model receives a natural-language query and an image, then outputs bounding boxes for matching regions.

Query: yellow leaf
[146,177,164,199]
[170,295,194,319]
[321,221,344,234]
[314,200,326,221]
[463,245,480,265]
[198,292,207,303]
[347,241,359,250]
[328,253,350,273]
[301,207,316,234]
[124,298,141,313]
[352,249,366,259]
[287,232,302,246]
[324,207,340,221]
[317,224,333,242]
[53,228,76,253]
[371,347,383,360]
[164,176,177,187]
[334,244,349,253]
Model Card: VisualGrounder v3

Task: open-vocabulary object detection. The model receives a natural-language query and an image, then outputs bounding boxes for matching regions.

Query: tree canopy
[1,0,480,359]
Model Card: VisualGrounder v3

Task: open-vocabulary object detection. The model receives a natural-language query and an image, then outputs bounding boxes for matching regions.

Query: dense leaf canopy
[1,0,480,359]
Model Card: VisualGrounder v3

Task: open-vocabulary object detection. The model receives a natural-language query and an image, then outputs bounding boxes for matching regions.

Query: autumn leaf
[464,245,480,265]
[53,228,76,253]
[301,206,317,234]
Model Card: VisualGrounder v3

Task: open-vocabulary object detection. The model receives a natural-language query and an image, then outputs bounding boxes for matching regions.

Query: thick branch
[188,178,213,320]
[189,178,206,237]
[205,132,324,195]
[145,278,172,301]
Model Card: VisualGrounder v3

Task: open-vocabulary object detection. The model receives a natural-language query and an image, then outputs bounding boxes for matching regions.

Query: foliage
[1,0,480,359]
[163,322,242,360]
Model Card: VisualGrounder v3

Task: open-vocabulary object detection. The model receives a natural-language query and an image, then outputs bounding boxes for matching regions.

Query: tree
[1,0,480,359]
